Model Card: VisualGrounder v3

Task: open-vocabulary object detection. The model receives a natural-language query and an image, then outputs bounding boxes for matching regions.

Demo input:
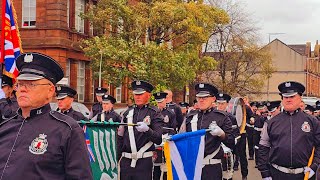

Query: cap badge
[301,121,311,133]
[24,54,33,63]
[136,81,141,85]
[98,87,101,90]
[157,93,160,96]
[29,134,48,155]
[57,86,61,91]
[267,103,270,106]
[199,83,204,88]
[219,94,223,97]
[285,82,291,87]
[143,115,151,125]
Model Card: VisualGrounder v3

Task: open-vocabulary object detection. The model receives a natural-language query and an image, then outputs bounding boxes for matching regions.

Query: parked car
[50,102,90,119]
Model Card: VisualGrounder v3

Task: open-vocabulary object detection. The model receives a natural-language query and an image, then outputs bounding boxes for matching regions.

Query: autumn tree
[202,0,275,96]
[81,0,229,90]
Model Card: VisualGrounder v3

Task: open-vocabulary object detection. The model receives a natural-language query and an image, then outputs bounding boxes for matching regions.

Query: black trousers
[121,170,153,180]
[234,134,248,177]
[253,131,261,166]
[202,163,223,180]
[246,127,254,158]
[270,166,316,180]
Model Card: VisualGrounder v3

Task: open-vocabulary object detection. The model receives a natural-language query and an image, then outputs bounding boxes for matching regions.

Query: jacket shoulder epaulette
[0,114,18,127]
[148,105,160,112]
[213,109,228,116]
[49,111,80,130]
[186,109,198,118]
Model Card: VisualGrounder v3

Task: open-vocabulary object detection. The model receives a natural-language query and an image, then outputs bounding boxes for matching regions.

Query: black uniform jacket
[118,104,164,172]
[161,107,176,135]
[57,107,88,121]
[93,109,121,123]
[258,109,320,178]
[167,102,182,130]
[0,104,93,180]
[91,102,102,118]
[185,108,234,160]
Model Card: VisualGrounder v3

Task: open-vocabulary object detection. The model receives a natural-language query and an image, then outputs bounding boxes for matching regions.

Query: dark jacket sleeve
[257,122,271,178]
[174,105,184,130]
[311,117,320,172]
[64,126,93,180]
[145,109,164,145]
[246,105,253,124]
[221,116,235,149]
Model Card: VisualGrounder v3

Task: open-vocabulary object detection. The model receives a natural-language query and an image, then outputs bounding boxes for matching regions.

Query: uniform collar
[284,108,301,115]
[18,103,52,118]
[200,107,215,114]
[133,104,149,109]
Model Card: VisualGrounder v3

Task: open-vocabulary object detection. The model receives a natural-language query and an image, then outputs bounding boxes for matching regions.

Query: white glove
[136,122,150,132]
[262,177,272,180]
[117,125,124,136]
[210,124,225,137]
[304,167,315,179]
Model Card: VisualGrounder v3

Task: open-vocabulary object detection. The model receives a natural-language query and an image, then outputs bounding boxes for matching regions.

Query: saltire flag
[83,124,118,180]
[1,0,22,79]
[164,129,206,180]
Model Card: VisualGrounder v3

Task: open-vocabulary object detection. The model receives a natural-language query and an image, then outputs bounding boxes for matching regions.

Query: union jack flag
[1,0,21,79]
[83,125,96,163]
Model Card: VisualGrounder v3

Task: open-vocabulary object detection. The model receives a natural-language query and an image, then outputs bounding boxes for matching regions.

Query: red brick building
[1,0,131,107]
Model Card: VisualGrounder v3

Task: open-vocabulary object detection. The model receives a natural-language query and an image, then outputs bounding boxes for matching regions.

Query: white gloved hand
[136,122,150,132]
[262,177,272,180]
[210,124,225,137]
[117,125,124,136]
[304,167,315,179]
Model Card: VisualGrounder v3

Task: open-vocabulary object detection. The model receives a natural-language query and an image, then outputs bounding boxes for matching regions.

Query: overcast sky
[241,0,320,47]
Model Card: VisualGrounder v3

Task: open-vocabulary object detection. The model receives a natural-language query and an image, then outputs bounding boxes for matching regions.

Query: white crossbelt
[203,146,221,166]
[246,123,254,128]
[254,127,263,131]
[191,114,198,132]
[125,109,154,167]
[271,163,305,174]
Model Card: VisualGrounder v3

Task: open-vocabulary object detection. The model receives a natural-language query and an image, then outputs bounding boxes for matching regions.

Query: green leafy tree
[81,0,229,90]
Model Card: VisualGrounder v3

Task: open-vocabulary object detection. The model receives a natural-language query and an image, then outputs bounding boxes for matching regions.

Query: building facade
[1,0,130,108]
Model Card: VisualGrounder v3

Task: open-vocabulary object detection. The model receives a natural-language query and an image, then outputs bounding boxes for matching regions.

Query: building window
[22,0,36,27]
[75,0,85,33]
[65,59,71,84]
[116,85,122,103]
[77,61,85,102]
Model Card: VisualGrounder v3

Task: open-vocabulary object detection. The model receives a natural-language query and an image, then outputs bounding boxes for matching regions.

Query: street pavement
[232,157,261,180]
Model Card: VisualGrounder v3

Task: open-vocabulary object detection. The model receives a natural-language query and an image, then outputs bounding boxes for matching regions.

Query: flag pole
[0,0,6,87]
[78,120,137,126]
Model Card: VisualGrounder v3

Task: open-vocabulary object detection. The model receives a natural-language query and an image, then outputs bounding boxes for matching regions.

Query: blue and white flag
[164,129,206,180]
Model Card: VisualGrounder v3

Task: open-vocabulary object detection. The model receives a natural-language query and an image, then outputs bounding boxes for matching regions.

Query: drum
[227,97,247,134]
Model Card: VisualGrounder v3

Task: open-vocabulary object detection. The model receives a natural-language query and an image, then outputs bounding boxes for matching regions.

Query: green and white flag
[83,125,118,180]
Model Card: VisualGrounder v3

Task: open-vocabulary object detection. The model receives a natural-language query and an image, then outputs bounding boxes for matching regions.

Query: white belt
[246,123,254,128]
[254,127,263,131]
[271,163,305,174]
[122,151,153,160]
[203,159,221,165]
[232,125,238,129]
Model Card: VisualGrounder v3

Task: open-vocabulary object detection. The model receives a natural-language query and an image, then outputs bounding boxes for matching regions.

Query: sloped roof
[287,44,306,56]
[267,39,307,56]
